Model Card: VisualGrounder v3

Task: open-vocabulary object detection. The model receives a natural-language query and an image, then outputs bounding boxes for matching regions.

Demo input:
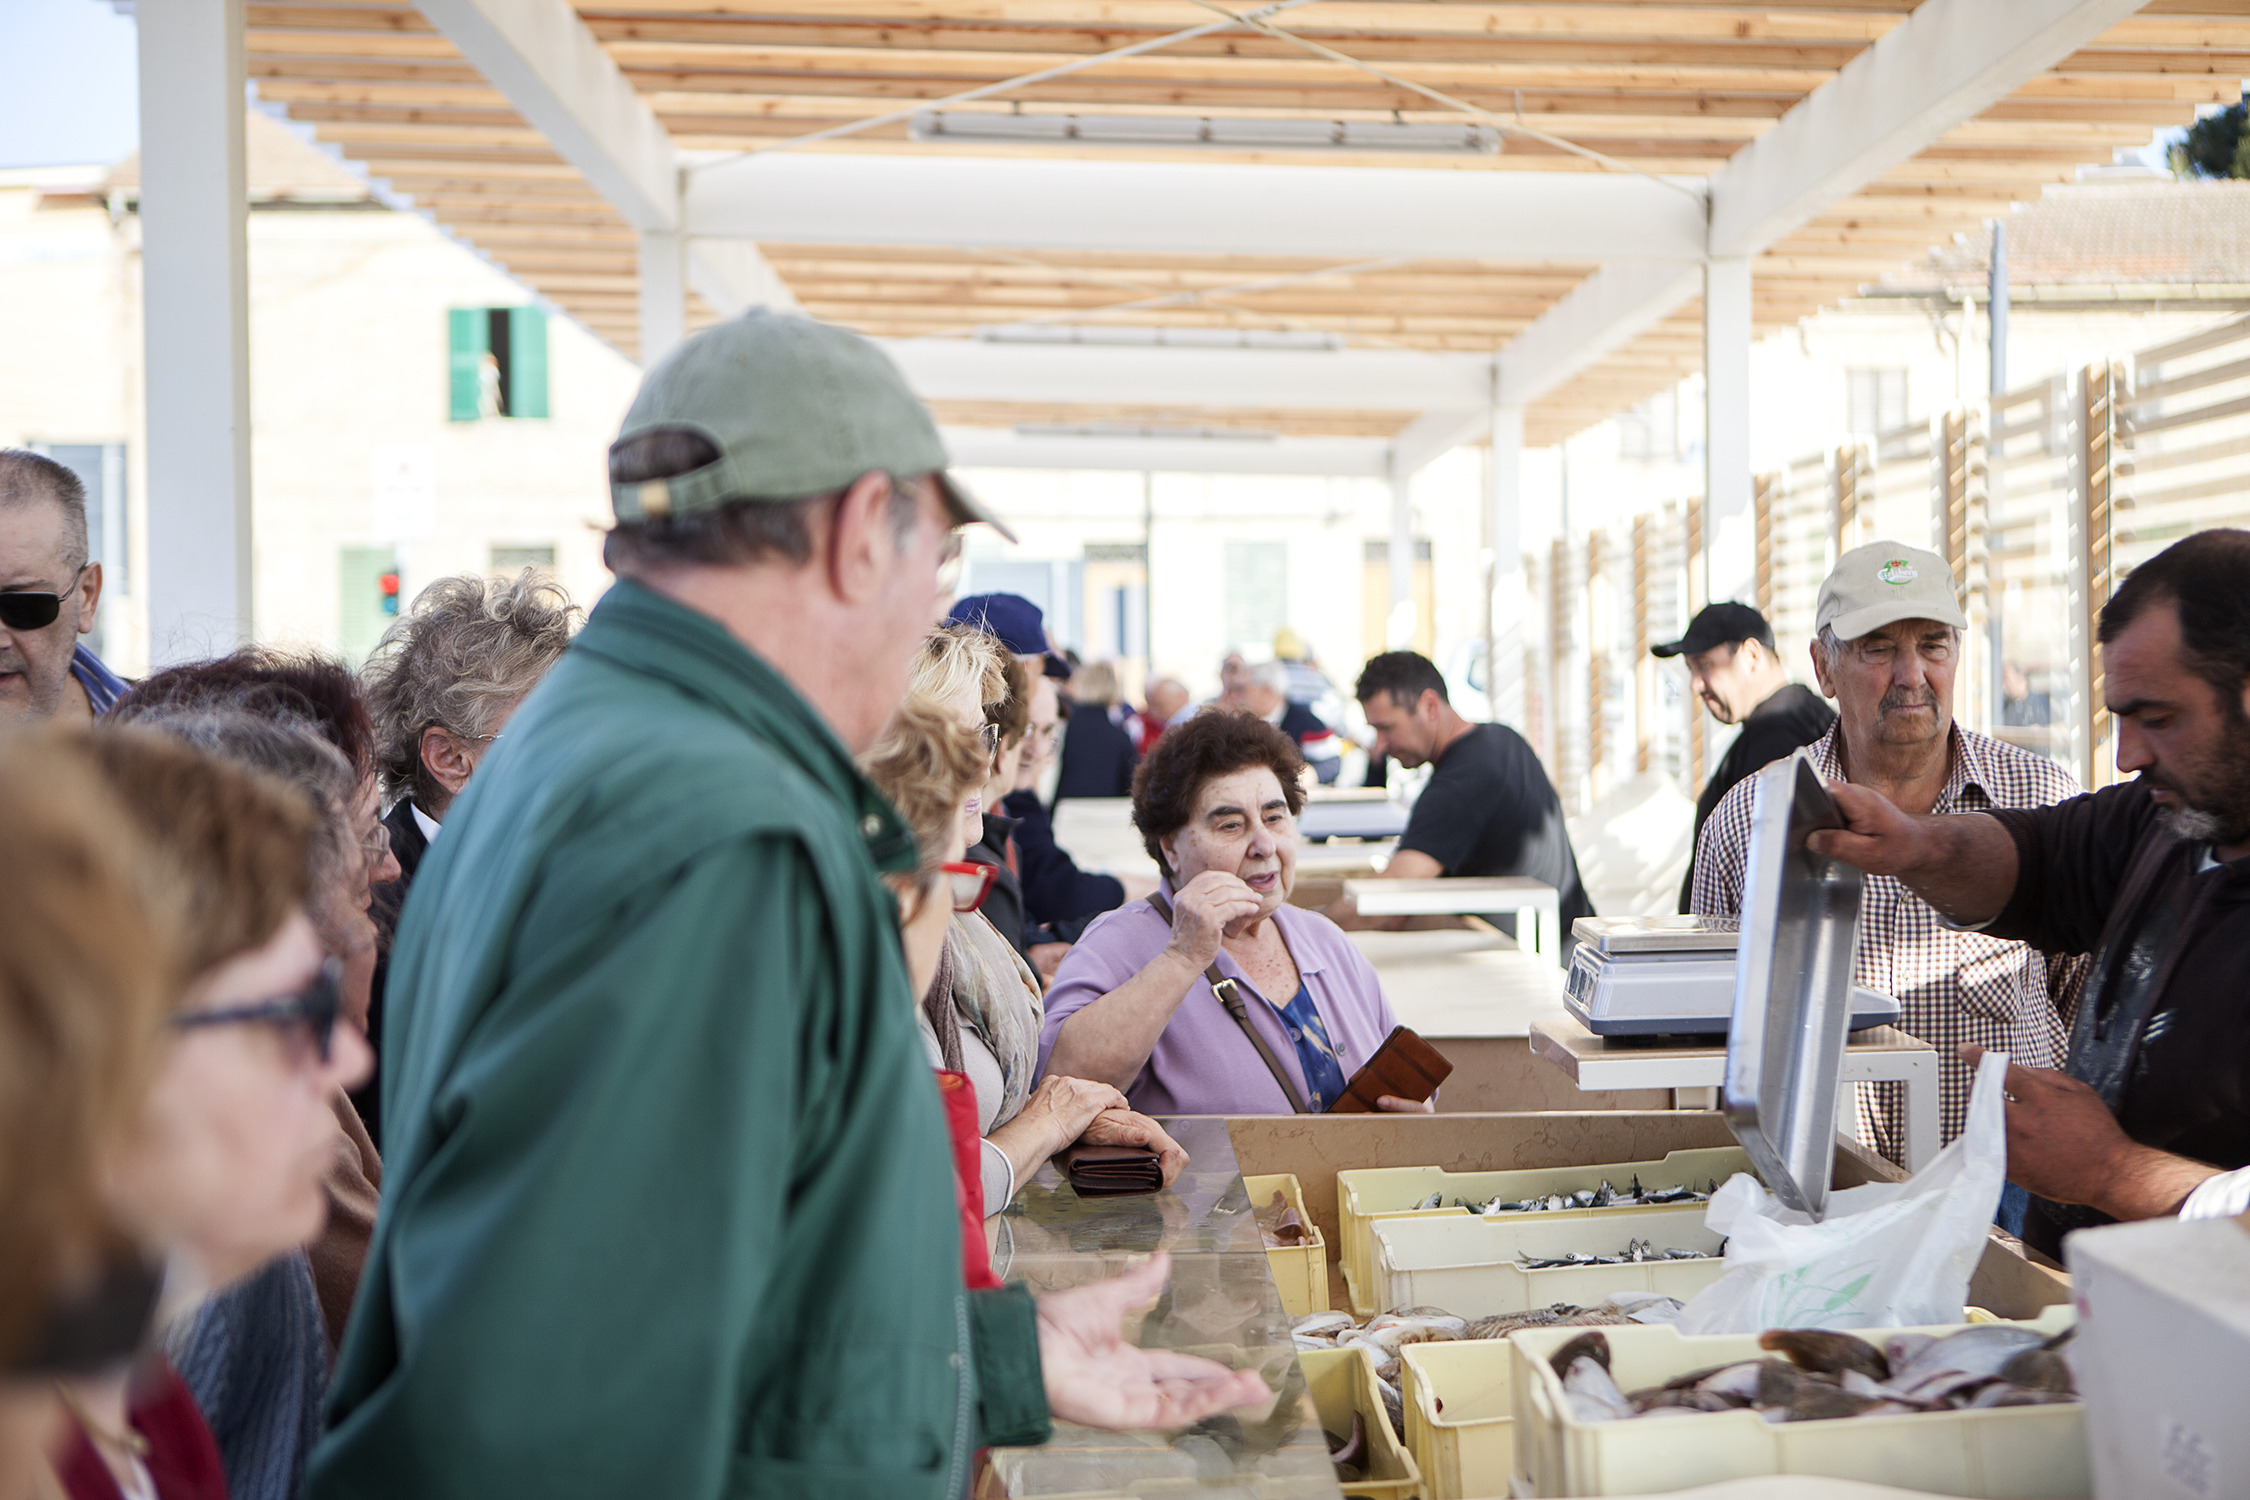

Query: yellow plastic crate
[1335,1148,1751,1317]
[1298,1347,1422,1500]
[1401,1337,1525,1500]
[1243,1173,1327,1318]
[1510,1307,2084,1498]
[1371,1206,1728,1320]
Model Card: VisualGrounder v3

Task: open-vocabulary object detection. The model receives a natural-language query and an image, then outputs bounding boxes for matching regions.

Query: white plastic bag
[1674,1049,2009,1334]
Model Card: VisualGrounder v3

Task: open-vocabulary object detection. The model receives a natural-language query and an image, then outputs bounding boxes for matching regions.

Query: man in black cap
[1653,601,1834,909]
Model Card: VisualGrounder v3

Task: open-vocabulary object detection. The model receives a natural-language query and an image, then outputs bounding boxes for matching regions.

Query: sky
[0,1,140,170]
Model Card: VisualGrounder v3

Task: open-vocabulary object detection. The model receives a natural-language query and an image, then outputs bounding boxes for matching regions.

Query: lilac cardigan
[1037,893,1400,1115]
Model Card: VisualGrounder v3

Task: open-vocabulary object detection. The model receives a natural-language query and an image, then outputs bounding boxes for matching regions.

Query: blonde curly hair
[861,697,990,879]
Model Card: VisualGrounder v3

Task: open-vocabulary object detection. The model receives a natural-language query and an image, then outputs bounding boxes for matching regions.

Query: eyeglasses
[1839,633,1956,668]
[943,860,999,913]
[173,958,344,1063]
[359,822,392,868]
[978,722,1003,756]
[0,565,90,632]
[936,531,965,598]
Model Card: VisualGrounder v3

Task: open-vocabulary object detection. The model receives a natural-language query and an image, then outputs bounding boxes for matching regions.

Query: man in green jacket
[308,315,1267,1500]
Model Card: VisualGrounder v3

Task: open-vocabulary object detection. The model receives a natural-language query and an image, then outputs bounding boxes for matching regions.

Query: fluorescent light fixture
[913,111,1501,156]
[974,325,1345,351]
[1013,421,1280,443]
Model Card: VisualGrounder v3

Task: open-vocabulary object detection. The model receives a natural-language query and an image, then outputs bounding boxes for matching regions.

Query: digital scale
[1562,913,1901,1038]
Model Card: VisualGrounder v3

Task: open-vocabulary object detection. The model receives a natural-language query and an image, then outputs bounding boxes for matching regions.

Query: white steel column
[1486,406,1526,726]
[138,0,252,660]
[1387,460,1415,650]
[639,229,686,367]
[1703,257,1755,606]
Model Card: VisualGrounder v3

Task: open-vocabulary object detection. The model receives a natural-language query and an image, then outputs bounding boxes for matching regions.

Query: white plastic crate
[1335,1148,1750,1316]
[1373,1205,1728,1320]
[1509,1308,2084,1498]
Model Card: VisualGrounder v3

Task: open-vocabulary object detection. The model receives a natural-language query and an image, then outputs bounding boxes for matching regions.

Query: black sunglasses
[173,958,344,1062]
[0,565,90,631]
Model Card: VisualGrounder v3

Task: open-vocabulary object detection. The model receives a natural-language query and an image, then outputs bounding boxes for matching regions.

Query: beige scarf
[920,913,1043,1125]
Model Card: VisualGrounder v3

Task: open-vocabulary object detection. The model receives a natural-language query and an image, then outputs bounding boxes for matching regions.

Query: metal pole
[1487,406,1524,724]
[638,229,686,367]
[1988,221,2009,399]
[1141,470,1155,666]
[1387,460,1414,649]
[139,0,253,661]
[1703,257,1754,605]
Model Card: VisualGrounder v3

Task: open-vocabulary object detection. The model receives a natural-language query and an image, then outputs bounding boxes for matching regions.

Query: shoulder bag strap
[1147,894,1310,1114]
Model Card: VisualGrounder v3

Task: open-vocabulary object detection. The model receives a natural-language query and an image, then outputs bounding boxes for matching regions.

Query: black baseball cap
[1651,602,1776,659]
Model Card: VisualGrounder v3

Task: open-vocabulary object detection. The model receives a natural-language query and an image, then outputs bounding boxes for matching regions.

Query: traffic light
[379,571,401,617]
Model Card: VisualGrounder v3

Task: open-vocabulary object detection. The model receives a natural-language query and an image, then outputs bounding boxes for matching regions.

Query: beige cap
[1814,541,1968,641]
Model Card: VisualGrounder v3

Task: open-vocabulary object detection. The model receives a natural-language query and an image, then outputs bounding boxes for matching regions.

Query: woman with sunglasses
[0,735,173,1500]
[55,730,370,1500]
[870,632,1186,1223]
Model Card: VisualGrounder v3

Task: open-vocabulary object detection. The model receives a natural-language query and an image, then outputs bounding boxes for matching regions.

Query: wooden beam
[1708,0,2153,257]
[409,0,678,229]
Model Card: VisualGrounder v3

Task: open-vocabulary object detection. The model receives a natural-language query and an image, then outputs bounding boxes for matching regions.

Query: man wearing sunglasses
[0,450,126,724]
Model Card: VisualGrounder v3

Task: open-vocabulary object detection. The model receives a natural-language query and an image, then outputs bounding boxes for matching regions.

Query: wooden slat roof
[243,0,2250,445]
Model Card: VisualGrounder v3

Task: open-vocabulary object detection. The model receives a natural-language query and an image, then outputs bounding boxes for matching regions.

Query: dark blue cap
[949,593,1071,678]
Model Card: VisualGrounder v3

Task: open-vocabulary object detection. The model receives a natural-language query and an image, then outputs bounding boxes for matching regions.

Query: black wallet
[1056,1143,1164,1196]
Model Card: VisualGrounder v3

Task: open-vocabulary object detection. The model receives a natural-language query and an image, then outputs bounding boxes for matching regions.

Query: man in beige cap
[1689,541,2083,1169]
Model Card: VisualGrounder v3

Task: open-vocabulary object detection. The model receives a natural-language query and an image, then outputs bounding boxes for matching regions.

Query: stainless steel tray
[1571,914,1741,955]
[1721,754,1864,1219]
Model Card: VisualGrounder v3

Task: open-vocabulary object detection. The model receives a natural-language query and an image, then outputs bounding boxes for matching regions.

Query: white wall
[0,169,639,675]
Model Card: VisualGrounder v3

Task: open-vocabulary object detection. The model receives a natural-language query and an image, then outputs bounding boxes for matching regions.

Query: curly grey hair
[361,569,580,813]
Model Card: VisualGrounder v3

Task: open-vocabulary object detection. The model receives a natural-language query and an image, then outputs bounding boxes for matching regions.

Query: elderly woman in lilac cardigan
[1038,710,1432,1116]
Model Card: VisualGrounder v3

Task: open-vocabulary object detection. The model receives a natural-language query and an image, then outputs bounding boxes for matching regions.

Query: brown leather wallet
[1055,1143,1164,1197]
[1327,1026,1453,1114]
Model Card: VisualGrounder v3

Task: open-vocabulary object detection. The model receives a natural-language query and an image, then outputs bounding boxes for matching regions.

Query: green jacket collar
[573,577,918,874]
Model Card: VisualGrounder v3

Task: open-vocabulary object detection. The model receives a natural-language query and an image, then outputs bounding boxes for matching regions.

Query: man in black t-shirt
[1653,602,1836,910]
[1326,650,1593,962]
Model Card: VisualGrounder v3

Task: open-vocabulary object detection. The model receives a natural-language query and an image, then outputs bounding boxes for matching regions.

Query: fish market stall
[983,764,2080,1498]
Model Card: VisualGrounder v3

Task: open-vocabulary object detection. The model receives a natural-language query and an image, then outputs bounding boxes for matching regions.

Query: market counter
[978,1112,2071,1499]
[981,1115,1341,1500]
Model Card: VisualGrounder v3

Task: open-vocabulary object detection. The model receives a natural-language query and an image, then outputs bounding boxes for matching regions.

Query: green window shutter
[508,306,549,418]
[448,308,485,422]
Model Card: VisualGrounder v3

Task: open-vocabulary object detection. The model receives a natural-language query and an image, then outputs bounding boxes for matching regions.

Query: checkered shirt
[1689,723,2088,1161]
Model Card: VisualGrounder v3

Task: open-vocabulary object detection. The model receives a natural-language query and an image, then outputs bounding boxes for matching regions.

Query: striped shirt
[71,642,128,715]
[1689,723,2087,1160]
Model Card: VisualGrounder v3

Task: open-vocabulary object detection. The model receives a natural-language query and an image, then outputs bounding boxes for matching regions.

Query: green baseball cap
[609,312,1014,541]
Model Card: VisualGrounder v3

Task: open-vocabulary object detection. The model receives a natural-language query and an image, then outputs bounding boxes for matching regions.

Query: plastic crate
[1400,1337,1525,1500]
[1297,1347,1422,1500]
[1335,1148,1751,1316]
[1243,1173,1327,1318]
[1372,1205,1728,1320]
[1509,1307,2084,1498]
